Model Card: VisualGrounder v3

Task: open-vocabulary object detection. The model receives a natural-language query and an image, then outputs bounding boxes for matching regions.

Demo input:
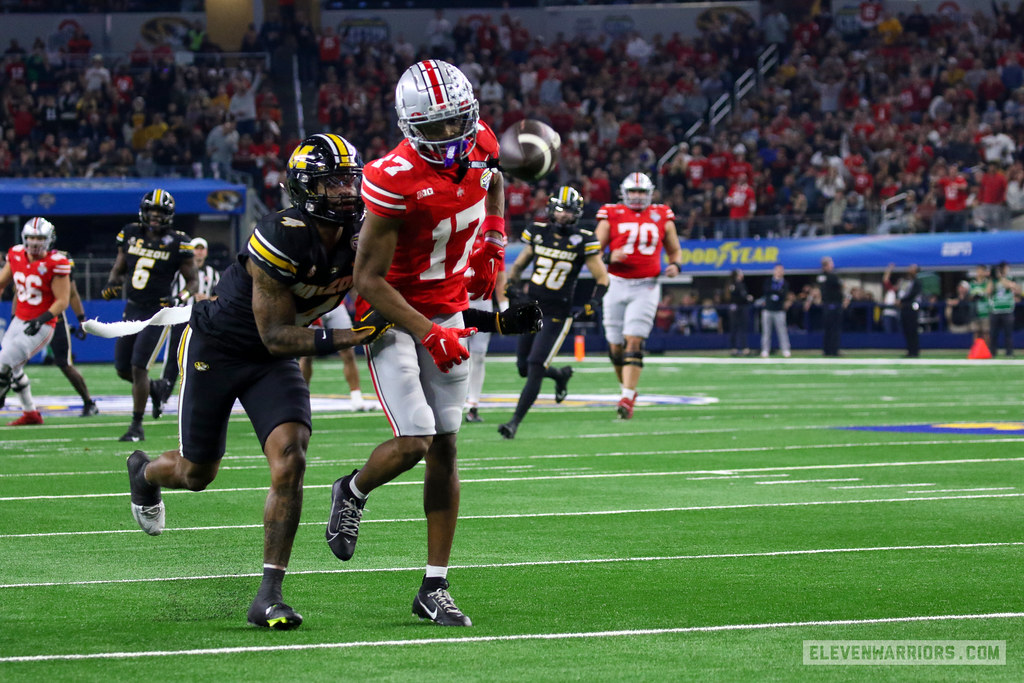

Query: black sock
[421,575,446,591]
[257,566,285,604]
[132,411,143,425]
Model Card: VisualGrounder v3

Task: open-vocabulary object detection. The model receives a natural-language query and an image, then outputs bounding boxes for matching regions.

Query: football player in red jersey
[595,172,684,419]
[0,217,72,425]
[325,59,505,627]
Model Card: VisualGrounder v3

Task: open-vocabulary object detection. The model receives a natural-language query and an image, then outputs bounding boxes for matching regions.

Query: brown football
[498,119,561,182]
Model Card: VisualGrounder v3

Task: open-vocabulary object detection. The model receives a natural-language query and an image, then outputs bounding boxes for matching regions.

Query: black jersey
[521,221,601,318]
[116,223,193,309]
[190,207,358,360]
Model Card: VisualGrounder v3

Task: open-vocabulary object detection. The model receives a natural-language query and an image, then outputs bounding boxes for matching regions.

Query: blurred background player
[299,294,376,412]
[463,231,508,424]
[153,236,220,418]
[125,133,376,630]
[595,172,683,419]
[326,59,508,628]
[499,186,608,439]
[49,261,98,416]
[102,189,197,442]
[760,264,791,358]
[0,218,71,425]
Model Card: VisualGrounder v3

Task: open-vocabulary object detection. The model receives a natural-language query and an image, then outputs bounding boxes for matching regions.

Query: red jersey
[726,183,756,218]
[7,246,70,322]
[939,175,969,212]
[360,121,500,318]
[596,203,676,279]
[685,157,708,188]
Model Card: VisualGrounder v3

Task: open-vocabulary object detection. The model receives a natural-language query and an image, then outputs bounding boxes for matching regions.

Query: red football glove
[466,236,504,301]
[420,323,476,373]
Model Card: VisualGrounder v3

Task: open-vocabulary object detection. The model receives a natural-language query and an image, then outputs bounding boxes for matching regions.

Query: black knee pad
[11,373,29,391]
[623,351,644,368]
[608,350,625,367]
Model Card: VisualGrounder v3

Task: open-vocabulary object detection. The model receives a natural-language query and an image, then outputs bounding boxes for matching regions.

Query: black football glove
[101,282,123,300]
[496,301,543,334]
[352,307,394,344]
[24,311,55,336]
[72,325,87,341]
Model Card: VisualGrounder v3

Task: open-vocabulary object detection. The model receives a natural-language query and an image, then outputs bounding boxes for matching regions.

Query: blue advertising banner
[669,233,1024,274]
[0,178,246,216]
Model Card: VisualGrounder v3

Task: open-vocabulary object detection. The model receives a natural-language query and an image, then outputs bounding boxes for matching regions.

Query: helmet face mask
[547,186,584,228]
[396,60,479,167]
[22,217,55,258]
[620,172,655,211]
[140,189,175,232]
[286,133,364,224]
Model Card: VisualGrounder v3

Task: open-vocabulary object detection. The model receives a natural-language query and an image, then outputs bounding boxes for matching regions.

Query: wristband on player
[480,215,505,238]
[314,328,335,356]
[177,290,193,303]
[75,312,87,323]
[591,283,608,301]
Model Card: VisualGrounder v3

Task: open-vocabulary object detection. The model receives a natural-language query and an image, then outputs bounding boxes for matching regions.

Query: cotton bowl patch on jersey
[842,422,1024,435]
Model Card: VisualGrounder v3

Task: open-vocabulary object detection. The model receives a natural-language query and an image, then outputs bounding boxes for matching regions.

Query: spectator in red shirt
[505,176,532,239]
[725,175,756,239]
[936,164,971,231]
[976,162,1008,230]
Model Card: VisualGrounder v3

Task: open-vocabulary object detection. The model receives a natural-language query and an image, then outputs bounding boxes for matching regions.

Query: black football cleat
[465,407,483,423]
[119,422,145,442]
[247,598,303,630]
[553,366,573,403]
[498,421,518,440]
[127,450,164,535]
[80,401,99,417]
[326,469,365,561]
[150,378,172,419]
[413,578,472,626]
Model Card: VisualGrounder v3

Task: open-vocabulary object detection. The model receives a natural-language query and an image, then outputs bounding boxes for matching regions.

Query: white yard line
[756,478,861,485]
[909,487,1016,493]
[3,488,1022,539]
[830,483,935,490]
[2,611,1022,663]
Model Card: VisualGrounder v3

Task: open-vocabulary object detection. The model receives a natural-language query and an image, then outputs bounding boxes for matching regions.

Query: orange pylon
[968,338,992,360]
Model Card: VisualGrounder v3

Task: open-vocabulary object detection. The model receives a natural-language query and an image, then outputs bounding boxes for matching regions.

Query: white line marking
[3,454,1023,501]
[5,491,1023,539]
[756,478,860,485]
[687,474,790,480]
[2,612,1021,663]
[909,487,1016,493]
[4,535,1023,587]
[830,483,935,490]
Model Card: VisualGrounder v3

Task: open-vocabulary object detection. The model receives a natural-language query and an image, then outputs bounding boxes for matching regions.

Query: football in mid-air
[498,119,561,181]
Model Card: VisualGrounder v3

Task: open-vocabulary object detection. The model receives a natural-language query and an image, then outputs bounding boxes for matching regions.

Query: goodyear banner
[0,177,246,216]
[666,233,1024,274]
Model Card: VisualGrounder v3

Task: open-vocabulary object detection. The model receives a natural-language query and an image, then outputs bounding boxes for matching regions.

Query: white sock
[349,473,367,500]
[349,389,364,410]
[621,387,634,400]
[425,564,448,579]
[14,374,34,411]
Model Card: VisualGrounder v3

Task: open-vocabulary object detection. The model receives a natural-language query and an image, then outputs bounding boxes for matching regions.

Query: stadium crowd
[4,3,1024,242]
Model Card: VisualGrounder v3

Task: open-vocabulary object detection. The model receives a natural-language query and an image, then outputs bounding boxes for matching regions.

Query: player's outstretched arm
[248,260,370,357]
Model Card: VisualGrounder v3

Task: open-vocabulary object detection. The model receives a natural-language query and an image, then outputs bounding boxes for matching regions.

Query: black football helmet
[547,186,584,227]
[140,189,175,232]
[286,133,363,224]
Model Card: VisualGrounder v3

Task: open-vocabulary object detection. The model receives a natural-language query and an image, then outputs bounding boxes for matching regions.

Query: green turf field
[1,353,1022,681]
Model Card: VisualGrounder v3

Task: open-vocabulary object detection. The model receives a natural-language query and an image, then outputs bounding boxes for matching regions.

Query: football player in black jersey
[102,189,198,442]
[124,134,381,631]
[498,186,609,439]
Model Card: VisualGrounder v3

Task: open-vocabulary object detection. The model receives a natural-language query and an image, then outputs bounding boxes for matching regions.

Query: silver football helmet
[22,217,55,258]
[620,172,655,211]
[395,59,480,167]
